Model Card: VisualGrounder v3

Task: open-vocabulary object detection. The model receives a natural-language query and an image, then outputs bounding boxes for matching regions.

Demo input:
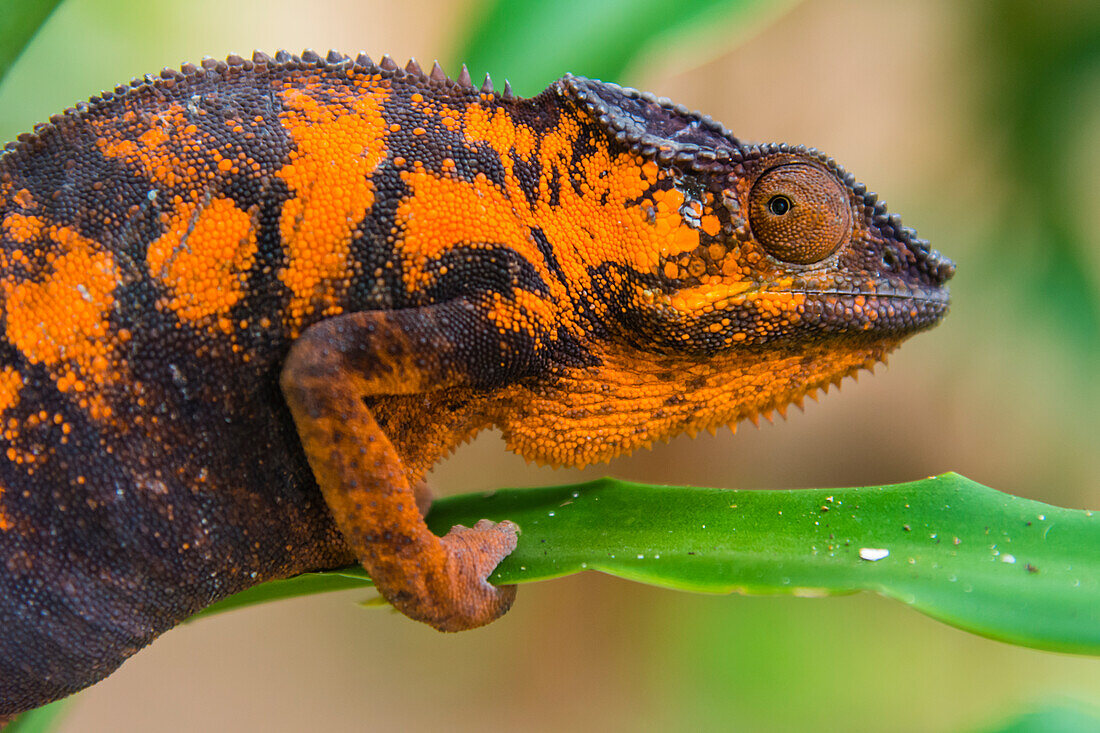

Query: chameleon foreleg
[280,301,519,631]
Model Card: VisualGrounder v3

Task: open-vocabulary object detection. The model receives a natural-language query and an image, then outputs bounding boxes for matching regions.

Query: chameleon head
[632,145,956,354]
[500,76,953,466]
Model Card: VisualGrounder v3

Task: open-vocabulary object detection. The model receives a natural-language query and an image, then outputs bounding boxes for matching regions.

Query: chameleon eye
[749,163,852,264]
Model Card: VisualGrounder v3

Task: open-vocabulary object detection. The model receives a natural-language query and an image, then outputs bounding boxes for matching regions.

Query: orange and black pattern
[0,51,952,714]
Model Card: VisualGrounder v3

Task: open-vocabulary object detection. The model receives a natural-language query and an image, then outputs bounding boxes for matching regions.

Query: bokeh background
[2,0,1099,730]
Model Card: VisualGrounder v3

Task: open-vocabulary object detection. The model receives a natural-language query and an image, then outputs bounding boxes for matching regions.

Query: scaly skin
[0,51,953,714]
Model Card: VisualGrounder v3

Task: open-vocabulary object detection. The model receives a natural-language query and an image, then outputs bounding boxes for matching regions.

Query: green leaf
[7,699,71,733]
[196,473,1100,656]
[451,0,794,95]
[977,703,1100,733]
[0,0,65,84]
[195,569,374,619]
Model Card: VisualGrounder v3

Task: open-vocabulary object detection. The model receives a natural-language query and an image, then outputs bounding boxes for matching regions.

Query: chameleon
[0,49,952,715]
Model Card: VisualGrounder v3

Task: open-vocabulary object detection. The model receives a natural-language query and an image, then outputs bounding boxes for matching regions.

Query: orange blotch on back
[396,166,532,288]
[396,164,565,341]
[276,85,389,328]
[147,197,258,324]
[3,211,44,239]
[2,226,119,393]
[463,106,537,162]
[461,106,698,276]
[92,103,214,188]
[0,367,23,417]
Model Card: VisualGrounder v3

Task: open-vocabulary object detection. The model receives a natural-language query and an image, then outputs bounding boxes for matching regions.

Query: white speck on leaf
[859,547,890,561]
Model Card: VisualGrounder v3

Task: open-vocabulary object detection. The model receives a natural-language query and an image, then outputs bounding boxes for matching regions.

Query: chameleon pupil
[768,195,791,216]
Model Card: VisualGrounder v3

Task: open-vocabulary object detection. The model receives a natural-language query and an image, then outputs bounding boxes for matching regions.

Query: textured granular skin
[0,51,953,715]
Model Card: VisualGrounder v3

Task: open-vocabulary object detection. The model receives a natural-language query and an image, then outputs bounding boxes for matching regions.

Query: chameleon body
[0,50,952,714]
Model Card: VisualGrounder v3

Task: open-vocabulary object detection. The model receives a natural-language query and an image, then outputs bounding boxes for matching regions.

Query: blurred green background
[2,0,1099,730]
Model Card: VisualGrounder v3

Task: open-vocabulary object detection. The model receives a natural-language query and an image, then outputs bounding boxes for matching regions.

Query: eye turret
[748,163,852,264]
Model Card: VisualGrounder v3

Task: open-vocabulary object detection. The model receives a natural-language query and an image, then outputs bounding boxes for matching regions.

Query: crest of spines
[0,51,950,280]
[1,50,517,157]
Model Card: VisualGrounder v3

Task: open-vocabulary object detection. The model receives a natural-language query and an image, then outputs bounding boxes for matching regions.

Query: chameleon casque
[0,50,952,714]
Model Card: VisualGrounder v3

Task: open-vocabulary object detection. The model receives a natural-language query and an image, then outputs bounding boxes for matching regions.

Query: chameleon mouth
[791,286,950,304]
[798,287,950,336]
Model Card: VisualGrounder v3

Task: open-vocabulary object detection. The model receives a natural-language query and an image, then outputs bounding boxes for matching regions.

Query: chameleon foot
[425,519,519,632]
